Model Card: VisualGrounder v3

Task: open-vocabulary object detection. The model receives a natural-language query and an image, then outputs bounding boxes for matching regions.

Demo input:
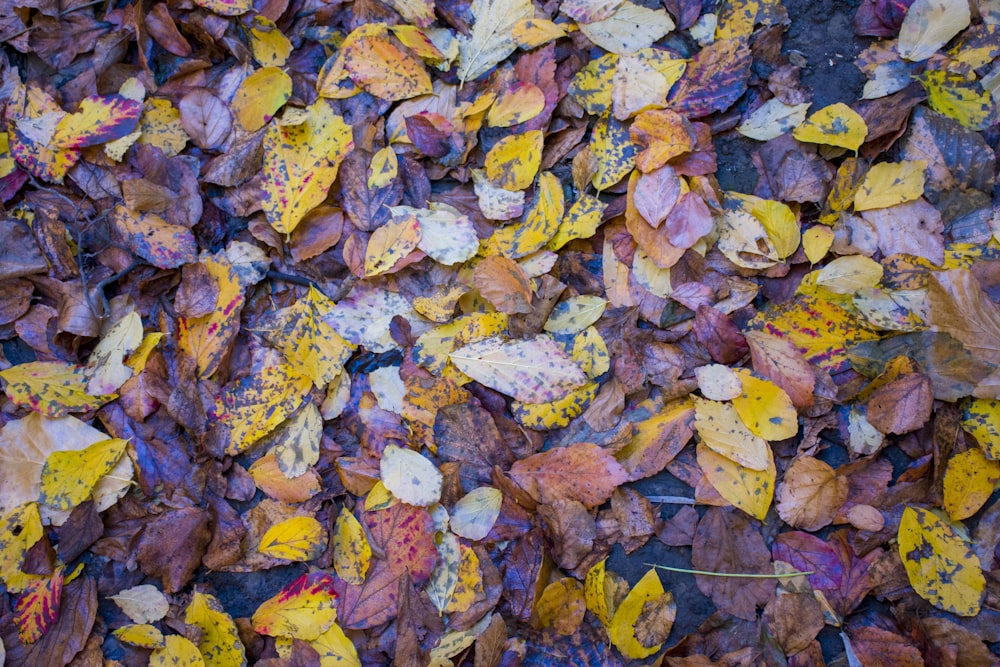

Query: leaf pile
[0,0,998,663]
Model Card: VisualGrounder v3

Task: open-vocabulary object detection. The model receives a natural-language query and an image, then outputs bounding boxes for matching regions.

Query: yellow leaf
[249,16,293,67]
[150,635,205,667]
[184,592,246,667]
[111,584,170,624]
[412,311,509,375]
[697,442,776,521]
[487,83,546,127]
[511,382,598,430]
[13,566,64,644]
[365,215,423,277]
[611,54,670,120]
[792,103,868,151]
[513,18,567,49]
[803,226,834,264]
[342,30,432,101]
[919,69,995,131]
[136,98,188,156]
[0,361,116,418]
[630,108,695,172]
[608,569,674,660]
[457,0,534,83]
[392,203,480,266]
[569,53,618,116]
[471,169,526,220]
[445,543,484,613]
[86,310,142,395]
[364,480,397,511]
[590,114,636,191]
[578,2,675,55]
[853,160,927,212]
[730,369,798,441]
[694,397,771,470]
[214,364,313,455]
[126,332,164,373]
[0,503,43,593]
[39,438,128,511]
[231,67,292,132]
[450,486,503,541]
[897,507,984,616]
[485,130,543,190]
[548,194,607,250]
[380,444,442,506]
[717,207,778,269]
[426,532,461,613]
[585,560,612,626]
[943,448,1000,520]
[814,255,884,294]
[192,0,251,15]
[332,508,371,584]
[261,102,353,235]
[571,326,611,378]
[449,335,587,404]
[962,398,1000,459]
[252,572,339,640]
[259,516,328,561]
[715,0,759,39]
[113,624,166,649]
[264,286,356,388]
[728,193,799,259]
[738,98,810,141]
[535,578,586,635]
[308,622,362,667]
[897,0,970,62]
[696,364,743,401]
[367,146,398,189]
[544,295,607,335]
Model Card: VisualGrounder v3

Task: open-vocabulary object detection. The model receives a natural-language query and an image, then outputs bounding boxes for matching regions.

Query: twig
[645,496,697,505]
[645,564,814,579]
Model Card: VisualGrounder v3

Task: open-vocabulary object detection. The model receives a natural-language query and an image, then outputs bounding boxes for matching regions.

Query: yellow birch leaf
[193,0,251,15]
[487,83,546,128]
[333,509,371,584]
[578,2,675,55]
[264,286,356,389]
[135,98,187,156]
[698,442,775,520]
[0,361,116,418]
[898,0,970,62]
[252,572,339,640]
[753,199,799,259]
[111,584,169,624]
[717,208,778,269]
[250,16,293,67]
[585,560,612,626]
[919,69,995,130]
[510,381,598,430]
[412,312,509,375]
[897,506,984,616]
[380,444,442,506]
[365,215,423,277]
[342,31,432,101]
[694,397,771,470]
[0,503,43,594]
[792,103,868,151]
[569,53,618,116]
[730,369,798,441]
[184,592,246,667]
[457,0,534,83]
[697,364,743,401]
[544,296,607,335]
[368,146,398,189]
[590,114,636,191]
[13,566,64,645]
[126,332,164,373]
[472,169,526,220]
[259,516,327,561]
[608,569,674,660]
[715,0,759,39]
[309,622,362,667]
[738,98,811,141]
[485,130,543,190]
[611,54,670,120]
[113,624,165,649]
[150,635,205,667]
[943,448,1000,520]
[365,480,397,512]
[110,206,198,270]
[39,438,128,511]
[389,25,446,63]
[803,226,834,264]
[853,160,927,212]
[513,18,567,49]
[427,532,461,614]
[444,543,484,614]
[449,335,588,404]
[962,398,1000,459]
[630,108,695,173]
[261,101,353,236]
[571,326,611,378]
[815,255,884,294]
[548,194,607,251]
[214,364,313,455]
[535,578,586,635]
[231,67,292,132]
[450,487,503,541]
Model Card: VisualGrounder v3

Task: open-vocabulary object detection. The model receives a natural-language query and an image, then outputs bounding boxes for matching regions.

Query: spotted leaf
[39,438,128,511]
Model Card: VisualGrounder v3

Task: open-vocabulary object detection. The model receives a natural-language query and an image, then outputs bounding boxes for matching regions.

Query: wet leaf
[853,160,927,211]
[697,442,776,521]
[184,591,246,667]
[792,103,868,151]
[775,457,848,530]
[379,444,443,507]
[509,442,628,508]
[943,448,1000,520]
[213,364,312,455]
[252,572,339,640]
[39,438,128,511]
[897,506,984,616]
[0,361,116,418]
[333,508,372,585]
[897,0,970,62]
[457,0,534,83]
[485,131,543,191]
[110,585,169,624]
[258,516,327,561]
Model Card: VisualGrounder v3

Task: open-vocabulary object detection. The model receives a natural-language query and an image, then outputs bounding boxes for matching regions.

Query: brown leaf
[136,508,211,593]
[927,269,1000,366]
[847,626,924,667]
[630,165,681,227]
[473,255,534,314]
[537,499,595,570]
[179,89,232,150]
[775,456,848,531]
[508,442,628,509]
[762,592,825,656]
[745,330,816,409]
[866,372,933,434]
[435,403,514,490]
[475,613,507,667]
[694,305,749,365]
[691,507,775,621]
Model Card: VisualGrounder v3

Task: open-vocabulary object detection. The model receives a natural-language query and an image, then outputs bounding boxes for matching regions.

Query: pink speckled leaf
[111,206,197,269]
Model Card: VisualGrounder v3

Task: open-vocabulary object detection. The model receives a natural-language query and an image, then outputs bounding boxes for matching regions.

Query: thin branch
[645,564,814,579]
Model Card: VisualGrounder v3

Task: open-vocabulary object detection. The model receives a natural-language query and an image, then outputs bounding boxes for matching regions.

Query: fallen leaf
[509,442,628,508]
[775,457,848,530]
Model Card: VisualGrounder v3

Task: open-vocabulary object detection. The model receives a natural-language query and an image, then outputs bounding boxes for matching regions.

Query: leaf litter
[0,0,997,663]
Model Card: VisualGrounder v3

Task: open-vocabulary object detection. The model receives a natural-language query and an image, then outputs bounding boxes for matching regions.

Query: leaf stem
[644,564,814,579]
